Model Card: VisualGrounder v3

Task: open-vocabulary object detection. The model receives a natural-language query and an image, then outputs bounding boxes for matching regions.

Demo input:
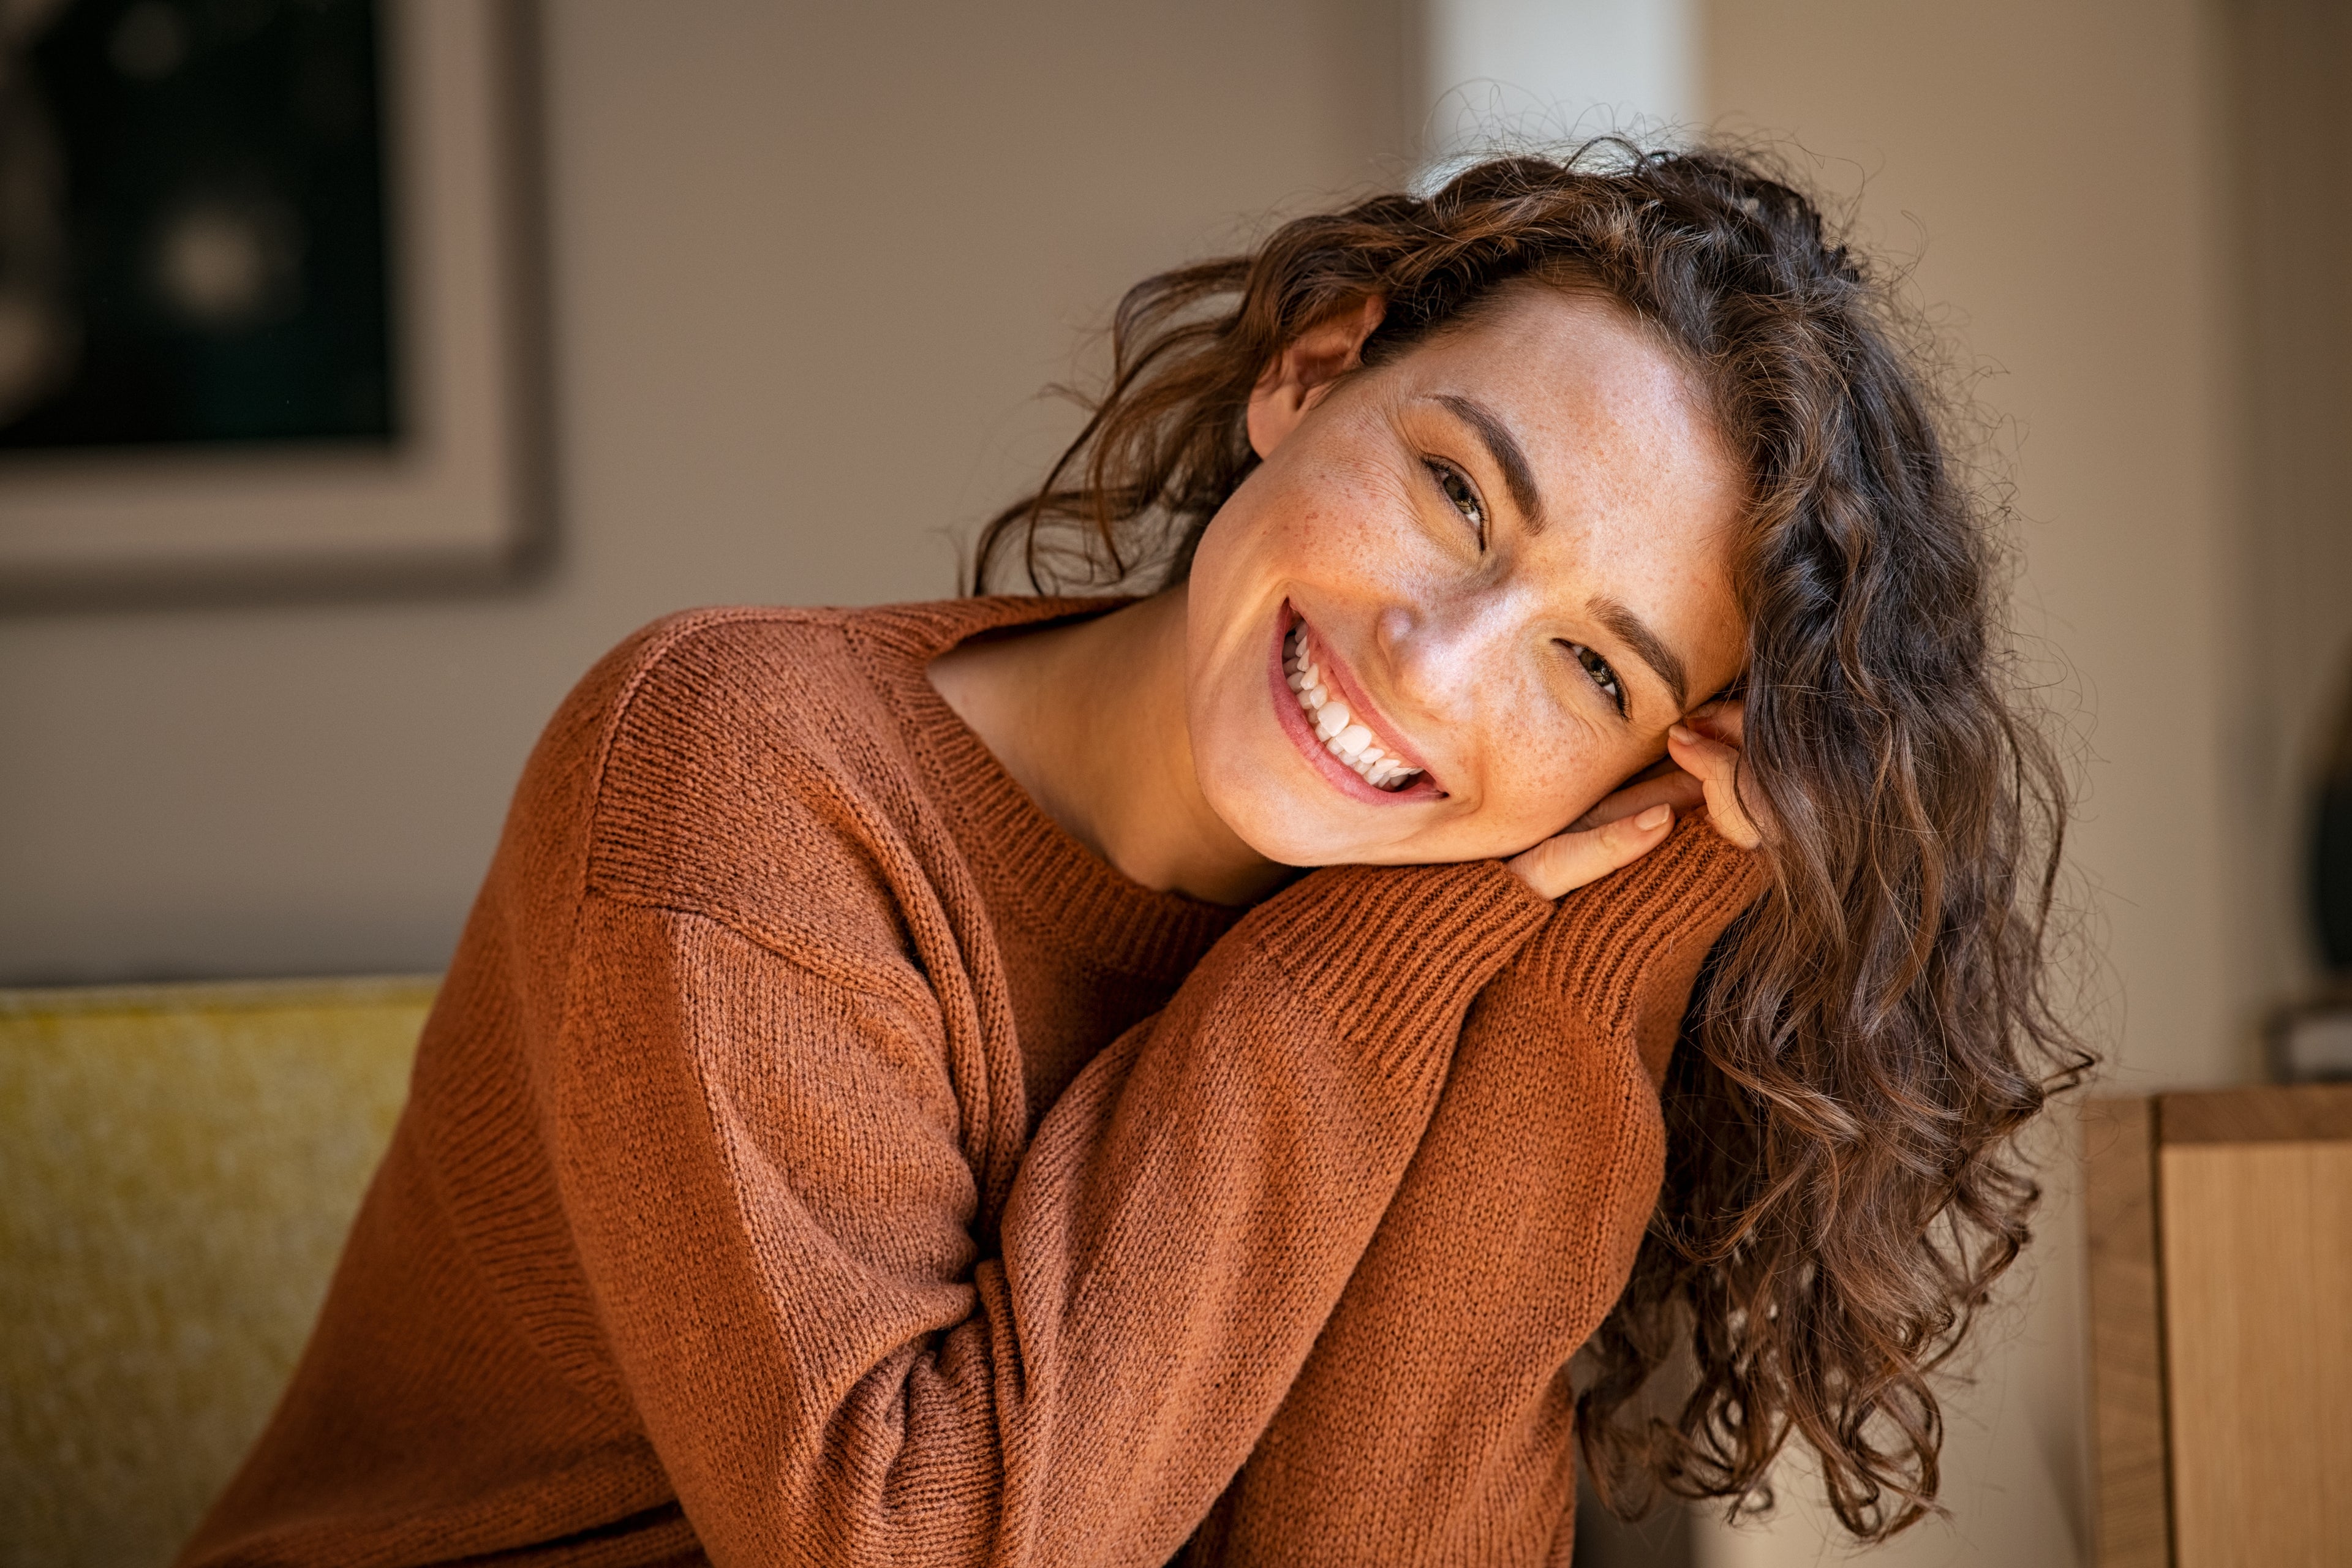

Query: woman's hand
[1665,699,1761,849]
[1505,700,1760,899]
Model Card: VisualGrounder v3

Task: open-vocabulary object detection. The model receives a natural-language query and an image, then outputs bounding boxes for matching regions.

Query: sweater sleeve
[1195,818,1767,1567]
[541,855,1549,1568]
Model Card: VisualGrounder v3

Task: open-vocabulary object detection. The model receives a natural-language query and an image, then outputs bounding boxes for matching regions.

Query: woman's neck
[930,587,1289,906]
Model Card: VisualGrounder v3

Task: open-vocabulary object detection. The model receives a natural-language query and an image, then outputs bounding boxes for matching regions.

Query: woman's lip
[1267,601,1444,803]
[1298,611,1434,776]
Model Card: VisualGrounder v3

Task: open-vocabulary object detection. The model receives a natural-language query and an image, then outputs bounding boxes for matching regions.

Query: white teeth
[1283,619,1422,791]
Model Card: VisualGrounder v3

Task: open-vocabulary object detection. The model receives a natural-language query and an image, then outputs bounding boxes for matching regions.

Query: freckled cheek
[1259,466,1427,583]
[1464,702,1627,834]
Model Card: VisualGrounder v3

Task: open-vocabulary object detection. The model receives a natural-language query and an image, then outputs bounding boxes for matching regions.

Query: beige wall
[0,0,1411,984]
[1698,1,2247,1563]
[2230,0,2352,1020]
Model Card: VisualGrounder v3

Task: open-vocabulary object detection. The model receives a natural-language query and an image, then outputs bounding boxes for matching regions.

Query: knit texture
[178,597,1762,1568]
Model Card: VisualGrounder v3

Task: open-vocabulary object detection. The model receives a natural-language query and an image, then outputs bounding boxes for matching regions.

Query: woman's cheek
[1267,447,1433,575]
[1476,714,1635,851]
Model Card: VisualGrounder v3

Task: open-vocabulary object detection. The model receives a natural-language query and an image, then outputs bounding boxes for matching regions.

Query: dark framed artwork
[0,0,545,600]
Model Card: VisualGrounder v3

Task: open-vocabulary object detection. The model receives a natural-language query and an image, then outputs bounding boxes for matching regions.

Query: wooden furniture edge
[2158,1080,2352,1144]
[0,974,442,1019]
[2084,1095,2173,1567]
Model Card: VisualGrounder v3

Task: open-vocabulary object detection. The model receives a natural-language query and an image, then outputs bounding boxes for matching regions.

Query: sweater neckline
[845,596,1242,981]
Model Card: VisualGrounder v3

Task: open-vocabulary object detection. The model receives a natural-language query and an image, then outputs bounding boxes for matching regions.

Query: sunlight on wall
[1420,0,1695,155]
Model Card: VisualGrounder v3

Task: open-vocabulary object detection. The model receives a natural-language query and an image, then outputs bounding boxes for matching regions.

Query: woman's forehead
[1405,287,1711,435]
[1393,297,1738,542]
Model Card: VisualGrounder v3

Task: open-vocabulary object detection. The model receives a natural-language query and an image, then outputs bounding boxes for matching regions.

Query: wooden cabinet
[2086,1084,2352,1566]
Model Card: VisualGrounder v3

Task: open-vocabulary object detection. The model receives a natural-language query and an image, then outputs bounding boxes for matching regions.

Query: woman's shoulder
[496,597,1105,967]
[491,604,943,964]
[590,603,867,736]
[545,605,871,801]
[571,595,1109,747]
[571,595,1095,781]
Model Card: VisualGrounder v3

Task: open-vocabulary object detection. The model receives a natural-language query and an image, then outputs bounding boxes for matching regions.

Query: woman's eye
[1569,642,1626,715]
[1425,459,1485,543]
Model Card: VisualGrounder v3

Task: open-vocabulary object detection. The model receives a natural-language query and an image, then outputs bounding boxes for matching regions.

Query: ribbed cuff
[1237,859,1550,1077]
[1518,816,1767,1030]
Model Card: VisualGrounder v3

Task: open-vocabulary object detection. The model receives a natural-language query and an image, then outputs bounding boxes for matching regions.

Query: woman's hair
[970,142,2086,1539]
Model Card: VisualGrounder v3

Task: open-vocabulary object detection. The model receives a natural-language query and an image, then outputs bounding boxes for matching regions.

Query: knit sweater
[181,596,1762,1568]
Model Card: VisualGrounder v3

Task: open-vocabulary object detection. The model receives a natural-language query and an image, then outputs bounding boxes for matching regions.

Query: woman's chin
[1204,780,1423,871]
[1200,782,1338,869]
[1194,714,1453,868]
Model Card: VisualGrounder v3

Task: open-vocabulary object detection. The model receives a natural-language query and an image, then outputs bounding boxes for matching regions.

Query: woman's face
[1185,284,1748,869]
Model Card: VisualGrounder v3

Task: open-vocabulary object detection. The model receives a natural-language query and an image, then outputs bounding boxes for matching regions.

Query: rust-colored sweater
[183,597,1760,1568]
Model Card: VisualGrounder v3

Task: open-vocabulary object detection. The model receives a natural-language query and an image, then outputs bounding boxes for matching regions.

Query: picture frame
[0,0,548,604]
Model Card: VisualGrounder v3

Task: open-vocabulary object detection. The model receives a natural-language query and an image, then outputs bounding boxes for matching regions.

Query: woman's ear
[1246,295,1385,459]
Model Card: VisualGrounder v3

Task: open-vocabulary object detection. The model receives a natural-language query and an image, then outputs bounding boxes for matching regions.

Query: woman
[184,146,2079,1566]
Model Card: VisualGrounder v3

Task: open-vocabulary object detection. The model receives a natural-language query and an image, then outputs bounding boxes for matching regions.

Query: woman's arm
[1194,819,1764,1566]
[541,854,1549,1568]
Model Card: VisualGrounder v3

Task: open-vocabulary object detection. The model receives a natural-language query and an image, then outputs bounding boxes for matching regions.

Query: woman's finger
[1686,696,1745,746]
[1667,723,1762,850]
[1570,767,1704,831]
[1506,802,1676,900]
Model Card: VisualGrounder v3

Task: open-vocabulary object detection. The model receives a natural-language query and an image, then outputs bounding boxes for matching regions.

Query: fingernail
[1637,804,1672,830]
[1669,724,1697,746]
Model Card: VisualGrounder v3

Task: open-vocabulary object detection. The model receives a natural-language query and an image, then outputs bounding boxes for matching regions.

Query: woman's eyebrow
[1431,393,1545,531]
[1589,596,1689,709]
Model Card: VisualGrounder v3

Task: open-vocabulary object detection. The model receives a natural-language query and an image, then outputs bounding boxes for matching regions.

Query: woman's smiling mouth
[1268,604,1442,801]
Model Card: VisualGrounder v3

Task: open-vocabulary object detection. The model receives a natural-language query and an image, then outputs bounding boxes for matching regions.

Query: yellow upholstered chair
[0,978,434,1568]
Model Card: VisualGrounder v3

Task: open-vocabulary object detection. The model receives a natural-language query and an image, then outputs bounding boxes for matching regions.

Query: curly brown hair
[970,142,2088,1540]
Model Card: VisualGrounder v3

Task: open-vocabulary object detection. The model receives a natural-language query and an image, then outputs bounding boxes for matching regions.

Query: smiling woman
[1183,285,1749,876]
[957,143,2086,1537]
[179,145,2082,1567]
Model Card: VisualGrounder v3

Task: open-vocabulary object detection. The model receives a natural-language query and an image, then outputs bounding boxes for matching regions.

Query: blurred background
[3,1,2348,1564]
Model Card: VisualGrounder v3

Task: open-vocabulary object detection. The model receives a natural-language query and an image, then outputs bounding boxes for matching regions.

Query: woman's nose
[1374,600,1509,719]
